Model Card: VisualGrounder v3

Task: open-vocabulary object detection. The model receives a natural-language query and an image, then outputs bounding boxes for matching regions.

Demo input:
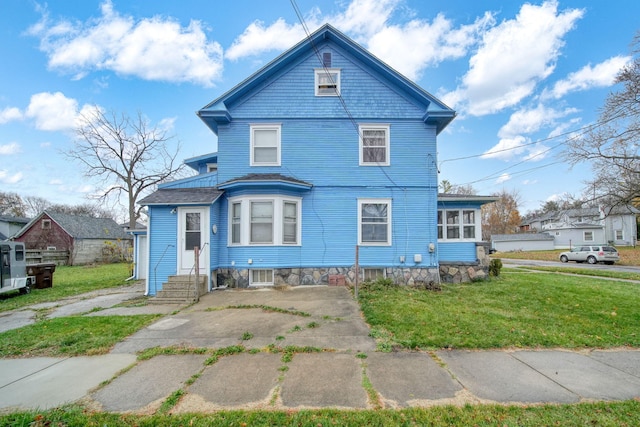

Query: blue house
[140,24,495,296]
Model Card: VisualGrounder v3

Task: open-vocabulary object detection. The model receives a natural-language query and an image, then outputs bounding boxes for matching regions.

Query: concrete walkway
[1,285,640,413]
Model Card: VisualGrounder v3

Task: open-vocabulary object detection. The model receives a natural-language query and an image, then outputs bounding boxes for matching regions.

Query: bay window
[438,209,479,241]
[229,196,301,246]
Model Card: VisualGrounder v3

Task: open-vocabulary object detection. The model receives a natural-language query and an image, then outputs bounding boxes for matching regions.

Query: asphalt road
[500,257,640,274]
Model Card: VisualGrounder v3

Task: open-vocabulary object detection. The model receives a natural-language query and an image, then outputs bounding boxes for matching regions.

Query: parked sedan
[559,245,620,265]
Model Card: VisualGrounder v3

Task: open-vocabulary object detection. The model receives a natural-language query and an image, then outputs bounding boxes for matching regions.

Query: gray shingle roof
[139,187,223,205]
[219,173,312,188]
[45,211,131,240]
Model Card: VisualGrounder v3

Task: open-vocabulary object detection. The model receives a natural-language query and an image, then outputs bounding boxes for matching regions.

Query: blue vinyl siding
[438,242,477,262]
[215,186,439,269]
[147,206,177,295]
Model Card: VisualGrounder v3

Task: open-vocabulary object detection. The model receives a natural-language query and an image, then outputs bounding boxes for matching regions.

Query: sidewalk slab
[0,354,136,411]
[366,352,462,407]
[177,353,282,411]
[437,350,578,404]
[589,350,640,378]
[0,310,35,333]
[91,354,207,412]
[513,350,640,401]
[0,357,64,388]
[281,353,367,409]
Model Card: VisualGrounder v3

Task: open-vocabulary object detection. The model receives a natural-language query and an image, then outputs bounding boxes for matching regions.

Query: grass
[517,265,640,281]
[0,315,160,357]
[359,270,640,349]
[3,401,640,426]
[0,263,132,313]
[495,246,640,266]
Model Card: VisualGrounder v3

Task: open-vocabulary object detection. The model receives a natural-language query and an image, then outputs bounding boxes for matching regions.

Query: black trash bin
[27,263,56,289]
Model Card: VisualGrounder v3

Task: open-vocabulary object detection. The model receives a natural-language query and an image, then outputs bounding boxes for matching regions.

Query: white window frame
[42,219,51,229]
[250,124,281,166]
[231,202,242,244]
[363,268,385,281]
[358,198,392,246]
[359,124,390,166]
[584,231,594,242]
[615,229,623,240]
[315,68,340,96]
[437,209,481,242]
[228,196,302,246]
[250,269,274,286]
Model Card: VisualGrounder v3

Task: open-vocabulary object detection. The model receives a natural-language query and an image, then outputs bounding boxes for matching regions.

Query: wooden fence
[26,250,69,266]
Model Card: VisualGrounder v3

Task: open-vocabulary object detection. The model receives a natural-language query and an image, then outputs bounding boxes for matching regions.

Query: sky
[1,0,638,219]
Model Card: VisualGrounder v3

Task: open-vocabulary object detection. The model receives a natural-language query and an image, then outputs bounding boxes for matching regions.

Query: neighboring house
[521,206,639,249]
[13,210,132,265]
[140,24,496,295]
[0,215,30,241]
[491,233,555,252]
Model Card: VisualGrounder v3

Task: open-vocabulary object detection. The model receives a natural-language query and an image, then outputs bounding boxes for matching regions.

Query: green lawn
[3,401,639,426]
[359,270,640,350]
[0,263,132,313]
[0,315,160,357]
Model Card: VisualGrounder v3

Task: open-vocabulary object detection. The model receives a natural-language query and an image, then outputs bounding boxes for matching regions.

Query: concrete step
[167,275,207,284]
[148,297,195,305]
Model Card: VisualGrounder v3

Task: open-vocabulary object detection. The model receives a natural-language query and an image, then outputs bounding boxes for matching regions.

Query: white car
[559,245,620,265]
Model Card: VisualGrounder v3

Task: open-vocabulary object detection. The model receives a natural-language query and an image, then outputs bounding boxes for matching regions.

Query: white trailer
[0,241,34,295]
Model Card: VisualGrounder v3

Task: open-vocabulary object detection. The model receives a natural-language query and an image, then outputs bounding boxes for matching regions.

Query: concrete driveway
[112,285,376,354]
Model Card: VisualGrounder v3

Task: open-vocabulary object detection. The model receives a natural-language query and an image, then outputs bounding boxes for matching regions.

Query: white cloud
[49,178,63,185]
[226,0,491,81]
[496,173,511,184]
[546,55,631,99]
[25,92,82,131]
[28,0,223,87]
[498,105,578,138]
[0,107,23,124]
[0,170,23,184]
[481,135,528,160]
[0,142,21,155]
[366,12,494,80]
[522,179,538,185]
[444,1,583,115]
[226,19,307,61]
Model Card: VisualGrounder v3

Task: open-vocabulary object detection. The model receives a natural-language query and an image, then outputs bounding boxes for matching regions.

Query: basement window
[250,269,274,286]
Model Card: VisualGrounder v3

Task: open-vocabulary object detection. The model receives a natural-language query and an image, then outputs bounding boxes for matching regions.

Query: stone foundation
[215,244,492,288]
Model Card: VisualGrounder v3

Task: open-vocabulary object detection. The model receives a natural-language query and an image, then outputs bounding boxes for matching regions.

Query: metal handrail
[153,244,174,296]
[187,242,209,303]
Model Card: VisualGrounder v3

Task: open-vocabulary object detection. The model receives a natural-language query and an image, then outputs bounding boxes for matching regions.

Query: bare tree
[565,32,640,209]
[481,189,522,240]
[23,196,51,217]
[439,179,476,195]
[0,191,26,216]
[67,107,185,228]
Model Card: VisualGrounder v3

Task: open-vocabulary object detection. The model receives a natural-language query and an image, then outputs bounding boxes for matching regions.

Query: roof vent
[322,52,332,68]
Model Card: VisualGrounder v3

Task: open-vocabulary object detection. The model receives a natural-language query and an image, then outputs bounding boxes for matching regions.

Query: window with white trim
[228,196,301,246]
[250,269,274,286]
[615,229,623,240]
[584,231,594,242]
[358,199,391,245]
[42,219,51,229]
[359,125,389,165]
[363,268,385,281]
[250,124,280,166]
[315,69,340,96]
[231,202,241,244]
[438,209,479,241]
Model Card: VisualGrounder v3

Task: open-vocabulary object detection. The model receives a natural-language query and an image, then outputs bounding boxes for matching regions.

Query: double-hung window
[359,125,389,165]
[250,201,274,244]
[250,124,280,166]
[358,199,391,245]
[438,209,478,241]
[315,69,340,96]
[229,196,301,246]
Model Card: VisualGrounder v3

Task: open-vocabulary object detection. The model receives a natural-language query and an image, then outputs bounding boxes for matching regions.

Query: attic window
[315,68,340,96]
[42,219,51,229]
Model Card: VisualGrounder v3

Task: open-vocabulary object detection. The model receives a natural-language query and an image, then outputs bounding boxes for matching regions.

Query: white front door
[178,207,209,275]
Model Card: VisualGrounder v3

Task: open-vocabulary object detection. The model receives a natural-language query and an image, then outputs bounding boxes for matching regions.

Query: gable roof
[14,210,130,240]
[197,24,455,135]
